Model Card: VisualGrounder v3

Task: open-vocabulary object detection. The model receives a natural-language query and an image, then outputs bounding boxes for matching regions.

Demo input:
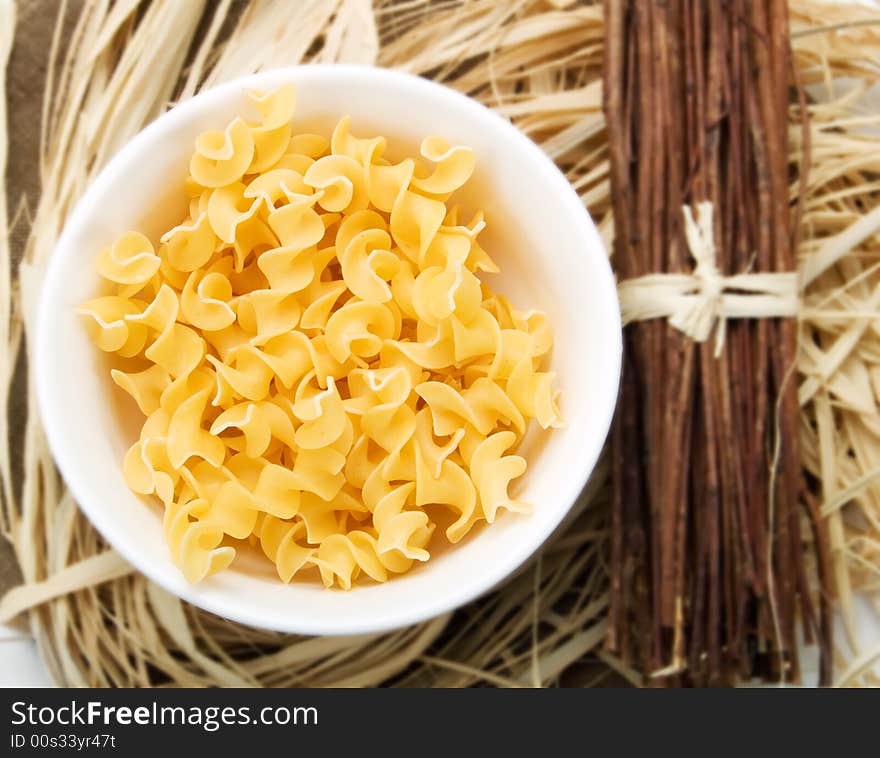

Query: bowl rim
[35,63,622,635]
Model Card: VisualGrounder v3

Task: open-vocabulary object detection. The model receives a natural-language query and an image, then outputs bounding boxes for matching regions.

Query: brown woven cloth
[2,0,72,597]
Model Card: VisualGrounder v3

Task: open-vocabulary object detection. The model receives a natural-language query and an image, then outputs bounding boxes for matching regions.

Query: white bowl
[36,65,621,635]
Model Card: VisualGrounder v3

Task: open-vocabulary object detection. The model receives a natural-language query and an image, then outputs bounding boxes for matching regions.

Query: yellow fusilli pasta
[82,85,561,589]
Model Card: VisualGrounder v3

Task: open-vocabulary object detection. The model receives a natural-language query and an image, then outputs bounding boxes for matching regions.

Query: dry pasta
[79,85,561,589]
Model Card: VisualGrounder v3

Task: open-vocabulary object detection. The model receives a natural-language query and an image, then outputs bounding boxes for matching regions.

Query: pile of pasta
[79,85,560,589]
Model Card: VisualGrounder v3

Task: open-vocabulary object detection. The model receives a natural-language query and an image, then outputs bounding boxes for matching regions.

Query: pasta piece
[468,431,528,522]
[96,232,161,292]
[253,463,302,519]
[366,157,415,213]
[247,85,297,173]
[266,194,325,252]
[507,357,562,430]
[413,407,464,479]
[210,401,297,458]
[330,116,386,165]
[180,269,236,331]
[179,462,259,539]
[164,498,236,582]
[236,289,302,343]
[111,365,170,415]
[304,154,369,214]
[298,493,343,543]
[411,137,475,197]
[414,450,477,543]
[324,301,399,364]
[259,517,313,582]
[412,262,482,327]
[166,382,226,468]
[339,228,399,303]
[189,118,255,188]
[244,168,310,208]
[373,482,433,565]
[126,285,205,379]
[291,374,348,449]
[123,437,176,507]
[312,531,389,590]
[207,182,265,245]
[287,132,328,159]
[390,190,446,266]
[415,378,525,437]
[207,350,274,403]
[160,213,216,272]
[240,332,313,389]
[345,366,415,459]
[77,296,148,356]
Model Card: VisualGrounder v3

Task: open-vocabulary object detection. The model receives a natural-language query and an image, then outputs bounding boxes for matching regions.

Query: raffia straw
[4,0,880,688]
[2,0,612,687]
[789,2,880,684]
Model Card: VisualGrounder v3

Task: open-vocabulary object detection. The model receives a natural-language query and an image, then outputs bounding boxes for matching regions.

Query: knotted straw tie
[617,201,800,355]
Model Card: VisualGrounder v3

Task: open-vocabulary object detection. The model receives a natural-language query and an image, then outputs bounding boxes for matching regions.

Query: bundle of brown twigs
[604,0,833,686]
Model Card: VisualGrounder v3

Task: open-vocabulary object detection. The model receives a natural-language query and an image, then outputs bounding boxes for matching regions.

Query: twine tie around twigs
[617,202,800,356]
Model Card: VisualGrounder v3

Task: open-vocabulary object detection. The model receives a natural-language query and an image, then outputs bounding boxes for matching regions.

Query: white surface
[35,66,622,636]
[0,625,54,687]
